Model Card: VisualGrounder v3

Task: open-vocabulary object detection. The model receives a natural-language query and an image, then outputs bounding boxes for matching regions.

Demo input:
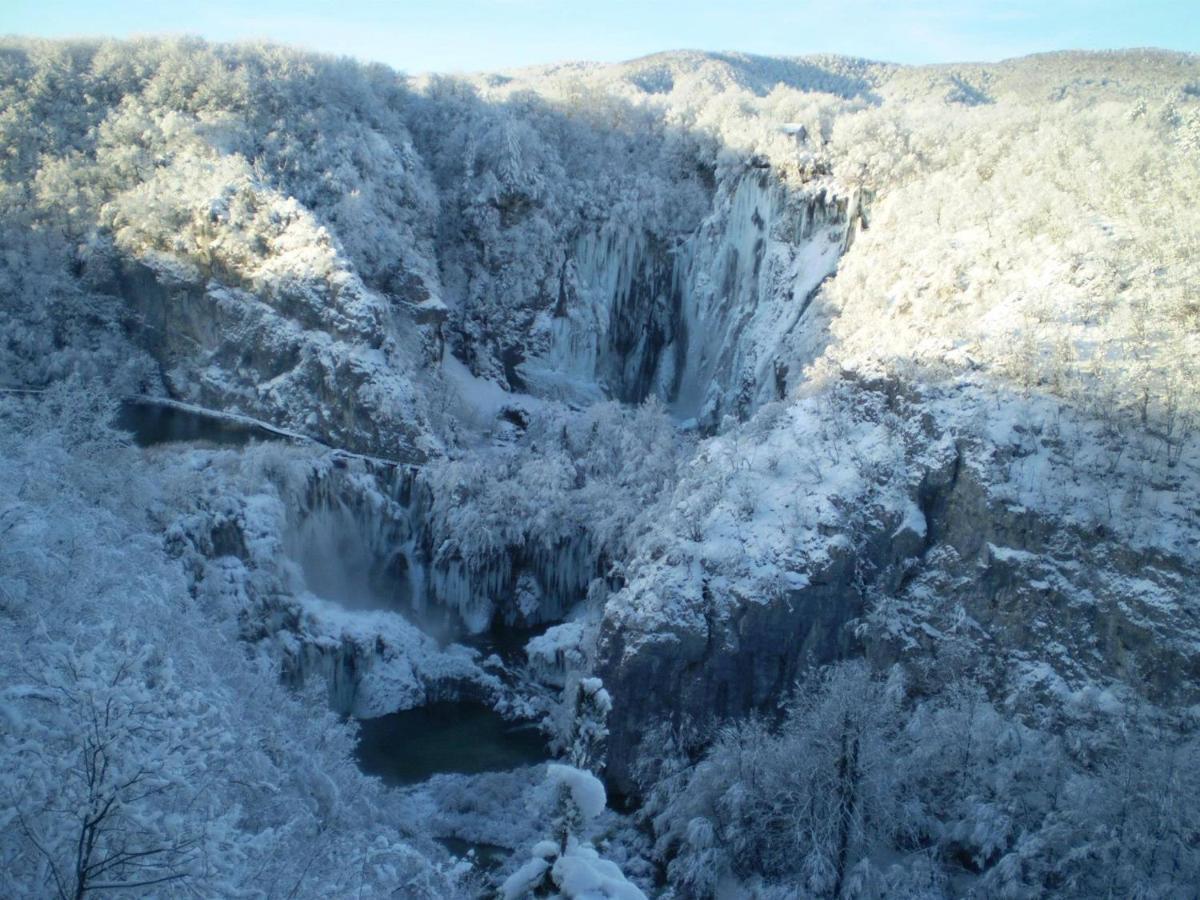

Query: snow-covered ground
[2,37,1199,898]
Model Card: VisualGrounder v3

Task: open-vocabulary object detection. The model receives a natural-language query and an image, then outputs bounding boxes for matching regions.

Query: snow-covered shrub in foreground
[644,662,1200,898]
[503,765,644,900]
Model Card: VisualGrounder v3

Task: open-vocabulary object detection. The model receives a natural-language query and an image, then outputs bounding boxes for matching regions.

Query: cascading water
[280,460,601,653]
[285,478,411,612]
[672,173,846,427]
[523,225,683,405]
[272,462,564,779]
[521,169,850,429]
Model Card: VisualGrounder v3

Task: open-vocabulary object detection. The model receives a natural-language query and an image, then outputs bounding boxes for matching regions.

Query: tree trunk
[832,713,860,899]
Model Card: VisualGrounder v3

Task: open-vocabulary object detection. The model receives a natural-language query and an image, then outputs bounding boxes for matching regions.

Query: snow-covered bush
[645,665,1200,898]
[502,764,644,900]
[651,662,911,897]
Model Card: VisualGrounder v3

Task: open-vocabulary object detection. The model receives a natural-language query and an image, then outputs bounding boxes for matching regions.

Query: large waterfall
[523,169,849,428]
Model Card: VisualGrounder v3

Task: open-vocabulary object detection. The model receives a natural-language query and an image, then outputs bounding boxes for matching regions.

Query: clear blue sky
[3,1,1196,73]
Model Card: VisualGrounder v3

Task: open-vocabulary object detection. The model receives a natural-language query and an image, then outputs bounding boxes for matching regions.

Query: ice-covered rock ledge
[159,444,512,718]
[108,254,441,463]
[277,594,503,717]
[597,370,1200,795]
[595,371,957,792]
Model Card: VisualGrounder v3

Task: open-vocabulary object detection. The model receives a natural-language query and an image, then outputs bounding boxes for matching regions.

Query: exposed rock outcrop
[599,409,1200,795]
[110,257,437,462]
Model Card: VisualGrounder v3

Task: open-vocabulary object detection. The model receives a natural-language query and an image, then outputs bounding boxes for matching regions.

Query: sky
[3,1,1197,74]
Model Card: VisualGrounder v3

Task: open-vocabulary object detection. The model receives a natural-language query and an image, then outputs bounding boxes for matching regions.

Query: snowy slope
[2,38,1200,899]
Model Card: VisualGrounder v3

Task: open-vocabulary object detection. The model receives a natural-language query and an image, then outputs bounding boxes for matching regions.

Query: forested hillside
[2,37,1199,898]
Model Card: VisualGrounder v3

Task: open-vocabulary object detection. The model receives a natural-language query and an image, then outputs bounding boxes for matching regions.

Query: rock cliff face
[866,459,1200,707]
[596,379,1200,794]
[99,156,848,464]
[109,257,438,462]
[596,394,957,793]
[598,525,893,794]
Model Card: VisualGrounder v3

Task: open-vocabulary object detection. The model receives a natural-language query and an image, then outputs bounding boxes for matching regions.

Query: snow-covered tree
[503,764,644,900]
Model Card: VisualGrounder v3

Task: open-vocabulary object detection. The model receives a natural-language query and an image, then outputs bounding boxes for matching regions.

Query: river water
[355,701,548,787]
[116,399,287,448]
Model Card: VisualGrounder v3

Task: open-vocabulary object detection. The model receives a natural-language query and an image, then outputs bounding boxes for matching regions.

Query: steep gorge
[6,40,1200,897]
[114,87,1198,806]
